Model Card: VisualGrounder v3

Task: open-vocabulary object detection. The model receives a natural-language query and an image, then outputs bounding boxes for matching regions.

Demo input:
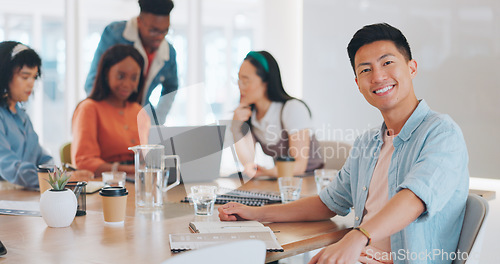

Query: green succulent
[45,167,71,191]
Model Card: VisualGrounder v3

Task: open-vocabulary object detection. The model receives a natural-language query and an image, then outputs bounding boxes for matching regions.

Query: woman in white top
[233,51,323,178]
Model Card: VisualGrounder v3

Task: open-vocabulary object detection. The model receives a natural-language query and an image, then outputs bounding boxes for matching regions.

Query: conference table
[0,175,354,263]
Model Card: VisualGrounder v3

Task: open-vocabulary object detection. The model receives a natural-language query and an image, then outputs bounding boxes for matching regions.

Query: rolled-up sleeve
[397,122,469,220]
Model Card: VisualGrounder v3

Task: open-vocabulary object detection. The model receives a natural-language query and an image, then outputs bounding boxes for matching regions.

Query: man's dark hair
[138,0,174,16]
[347,23,412,73]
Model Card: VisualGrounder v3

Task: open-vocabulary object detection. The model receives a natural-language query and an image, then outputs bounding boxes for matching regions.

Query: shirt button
[124,125,129,130]
[131,139,136,144]
[373,152,377,157]
[355,216,359,221]
[363,186,367,191]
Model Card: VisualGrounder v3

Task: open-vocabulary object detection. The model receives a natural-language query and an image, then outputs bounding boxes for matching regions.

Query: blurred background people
[0,41,92,189]
[72,44,150,177]
[233,50,323,178]
[84,0,178,125]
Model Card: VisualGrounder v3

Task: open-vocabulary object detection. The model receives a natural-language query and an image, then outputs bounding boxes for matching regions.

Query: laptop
[147,125,226,183]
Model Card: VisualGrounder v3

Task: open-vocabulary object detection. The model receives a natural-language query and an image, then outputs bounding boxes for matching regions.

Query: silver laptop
[148,125,226,183]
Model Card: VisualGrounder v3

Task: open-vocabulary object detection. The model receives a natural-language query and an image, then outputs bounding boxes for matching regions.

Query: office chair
[452,193,489,264]
[162,240,266,264]
[59,142,72,165]
[318,141,352,170]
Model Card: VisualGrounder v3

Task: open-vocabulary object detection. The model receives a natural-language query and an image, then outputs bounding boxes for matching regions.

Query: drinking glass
[190,185,217,216]
[314,169,338,194]
[278,177,302,204]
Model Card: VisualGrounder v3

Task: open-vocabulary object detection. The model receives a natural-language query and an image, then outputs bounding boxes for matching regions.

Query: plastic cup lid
[99,186,128,197]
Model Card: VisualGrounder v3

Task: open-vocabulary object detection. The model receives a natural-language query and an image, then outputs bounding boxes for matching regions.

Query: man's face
[137,12,170,52]
[354,40,417,113]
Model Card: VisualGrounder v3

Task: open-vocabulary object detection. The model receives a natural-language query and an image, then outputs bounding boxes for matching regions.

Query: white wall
[259,0,303,98]
[302,0,500,179]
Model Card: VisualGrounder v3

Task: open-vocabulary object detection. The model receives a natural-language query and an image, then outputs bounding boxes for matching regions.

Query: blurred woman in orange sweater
[72,45,149,176]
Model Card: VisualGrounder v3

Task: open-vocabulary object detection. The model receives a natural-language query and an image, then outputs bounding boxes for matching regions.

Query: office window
[200,0,259,121]
[0,14,4,40]
[38,18,65,154]
[204,27,228,119]
[1,14,32,45]
[1,0,261,165]
[202,28,254,120]
[83,20,113,86]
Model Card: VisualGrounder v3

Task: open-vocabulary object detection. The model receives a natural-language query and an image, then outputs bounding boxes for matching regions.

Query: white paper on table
[0,200,41,216]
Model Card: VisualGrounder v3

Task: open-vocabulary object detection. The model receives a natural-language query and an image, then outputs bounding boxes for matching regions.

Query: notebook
[181,187,282,206]
[169,221,283,252]
[148,125,226,183]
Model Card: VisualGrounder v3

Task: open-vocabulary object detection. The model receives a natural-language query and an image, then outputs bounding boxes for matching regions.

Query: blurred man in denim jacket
[85,0,177,124]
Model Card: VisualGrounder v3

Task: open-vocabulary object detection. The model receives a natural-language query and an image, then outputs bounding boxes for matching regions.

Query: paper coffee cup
[37,165,55,195]
[100,187,128,224]
[276,156,295,178]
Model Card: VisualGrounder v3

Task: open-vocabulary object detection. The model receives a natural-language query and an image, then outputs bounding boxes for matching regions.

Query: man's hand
[308,229,367,264]
[218,202,262,222]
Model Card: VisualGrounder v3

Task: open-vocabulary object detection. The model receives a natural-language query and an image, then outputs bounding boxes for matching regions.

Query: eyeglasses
[237,79,250,87]
[148,27,169,37]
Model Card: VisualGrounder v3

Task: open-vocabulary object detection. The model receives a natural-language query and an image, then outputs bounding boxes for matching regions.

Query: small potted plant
[39,167,77,228]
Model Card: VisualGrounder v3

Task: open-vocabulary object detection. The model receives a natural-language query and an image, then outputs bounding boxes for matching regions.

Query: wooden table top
[0,176,354,263]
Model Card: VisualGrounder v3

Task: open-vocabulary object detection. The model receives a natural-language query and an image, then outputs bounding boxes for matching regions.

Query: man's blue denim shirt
[320,100,469,263]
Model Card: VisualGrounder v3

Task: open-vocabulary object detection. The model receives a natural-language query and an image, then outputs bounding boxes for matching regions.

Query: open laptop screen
[148,125,226,183]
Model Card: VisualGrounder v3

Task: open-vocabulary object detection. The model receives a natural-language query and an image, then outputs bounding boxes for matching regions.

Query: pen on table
[63,163,77,171]
[219,226,281,233]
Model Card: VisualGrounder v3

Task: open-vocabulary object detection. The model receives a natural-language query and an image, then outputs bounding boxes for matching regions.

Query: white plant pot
[40,189,77,228]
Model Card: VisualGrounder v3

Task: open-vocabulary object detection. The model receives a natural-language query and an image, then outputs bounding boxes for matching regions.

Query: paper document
[189,220,270,233]
[0,200,41,216]
[169,231,283,252]
[170,220,283,252]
